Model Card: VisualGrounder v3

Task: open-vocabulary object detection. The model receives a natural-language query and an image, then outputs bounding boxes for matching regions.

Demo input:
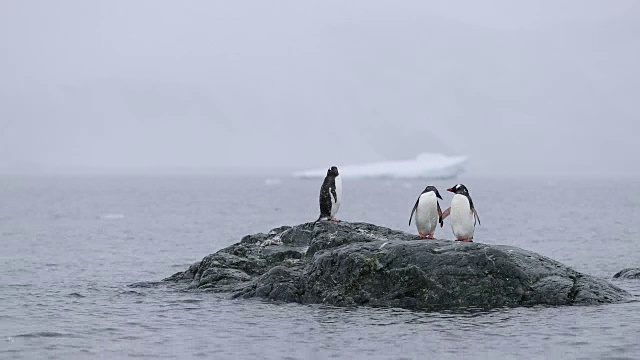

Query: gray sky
[1,0,639,176]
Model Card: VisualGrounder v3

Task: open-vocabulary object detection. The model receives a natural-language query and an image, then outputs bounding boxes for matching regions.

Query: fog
[1,0,639,177]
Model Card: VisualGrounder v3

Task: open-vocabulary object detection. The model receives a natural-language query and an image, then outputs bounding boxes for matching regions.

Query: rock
[613,268,640,279]
[165,221,630,311]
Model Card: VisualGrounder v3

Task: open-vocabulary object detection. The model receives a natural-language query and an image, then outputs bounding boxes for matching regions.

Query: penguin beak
[447,187,455,193]
[436,191,443,200]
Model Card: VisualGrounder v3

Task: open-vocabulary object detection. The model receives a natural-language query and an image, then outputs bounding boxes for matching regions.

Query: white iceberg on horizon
[293,153,467,179]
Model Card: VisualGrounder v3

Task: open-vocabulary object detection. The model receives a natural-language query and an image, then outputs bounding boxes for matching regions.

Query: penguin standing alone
[409,185,444,239]
[443,184,481,242]
[317,166,342,221]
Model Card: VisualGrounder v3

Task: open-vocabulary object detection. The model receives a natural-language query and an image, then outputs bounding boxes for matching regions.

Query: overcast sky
[1,0,638,177]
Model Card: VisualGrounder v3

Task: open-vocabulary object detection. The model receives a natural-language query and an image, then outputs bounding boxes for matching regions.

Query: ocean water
[1,175,639,359]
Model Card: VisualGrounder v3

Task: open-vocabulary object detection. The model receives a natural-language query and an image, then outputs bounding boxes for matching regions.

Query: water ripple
[14,331,77,339]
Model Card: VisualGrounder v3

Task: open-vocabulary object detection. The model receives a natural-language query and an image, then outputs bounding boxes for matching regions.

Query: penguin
[443,184,481,242]
[408,185,444,239]
[317,166,342,221]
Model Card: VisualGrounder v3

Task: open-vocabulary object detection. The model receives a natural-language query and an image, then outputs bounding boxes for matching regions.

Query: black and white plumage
[409,185,444,239]
[444,184,481,242]
[317,166,342,221]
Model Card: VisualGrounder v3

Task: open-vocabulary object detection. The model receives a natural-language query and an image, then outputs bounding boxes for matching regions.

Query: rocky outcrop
[614,268,640,279]
[165,221,630,311]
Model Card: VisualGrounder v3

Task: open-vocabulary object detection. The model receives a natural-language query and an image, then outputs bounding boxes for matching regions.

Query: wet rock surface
[165,221,630,311]
[613,268,640,279]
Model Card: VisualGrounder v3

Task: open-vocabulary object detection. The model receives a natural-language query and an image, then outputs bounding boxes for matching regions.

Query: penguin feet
[330,217,341,222]
[456,238,473,242]
[419,233,436,239]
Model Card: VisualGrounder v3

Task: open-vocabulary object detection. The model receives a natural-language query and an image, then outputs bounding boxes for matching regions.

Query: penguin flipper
[409,198,419,226]
[437,202,443,227]
[319,184,332,219]
[441,207,451,221]
[472,207,481,226]
[467,195,480,225]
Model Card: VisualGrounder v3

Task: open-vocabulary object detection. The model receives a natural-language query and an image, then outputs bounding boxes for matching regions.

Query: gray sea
[1,175,639,359]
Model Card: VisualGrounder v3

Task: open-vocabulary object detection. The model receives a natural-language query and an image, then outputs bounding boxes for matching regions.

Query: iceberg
[293,153,467,179]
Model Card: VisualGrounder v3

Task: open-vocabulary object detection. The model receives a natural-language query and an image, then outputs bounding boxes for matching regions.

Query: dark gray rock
[165,221,630,311]
[614,268,640,279]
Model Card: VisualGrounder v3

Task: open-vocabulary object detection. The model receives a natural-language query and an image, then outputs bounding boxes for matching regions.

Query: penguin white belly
[330,175,342,217]
[415,192,438,235]
[450,194,475,240]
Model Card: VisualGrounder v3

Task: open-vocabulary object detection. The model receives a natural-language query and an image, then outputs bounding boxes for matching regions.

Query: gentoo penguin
[317,166,342,221]
[409,185,444,239]
[443,184,481,242]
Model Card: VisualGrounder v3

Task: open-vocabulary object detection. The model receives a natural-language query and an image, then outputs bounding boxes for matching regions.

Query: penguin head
[424,185,443,199]
[327,166,339,177]
[447,184,469,195]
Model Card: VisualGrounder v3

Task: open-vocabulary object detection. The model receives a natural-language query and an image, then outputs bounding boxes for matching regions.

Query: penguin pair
[409,184,481,242]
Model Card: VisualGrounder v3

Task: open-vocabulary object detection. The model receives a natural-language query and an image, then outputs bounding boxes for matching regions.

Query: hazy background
[1,0,638,177]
